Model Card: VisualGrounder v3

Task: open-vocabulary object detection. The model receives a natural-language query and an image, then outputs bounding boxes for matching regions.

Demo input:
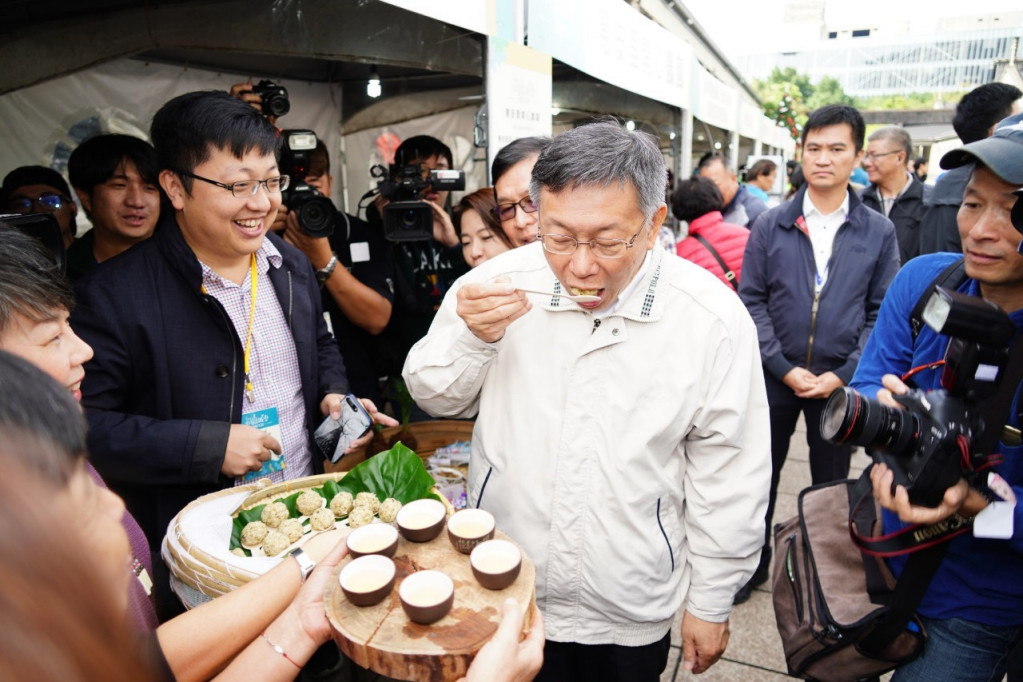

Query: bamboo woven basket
[162,471,456,609]
[162,472,350,608]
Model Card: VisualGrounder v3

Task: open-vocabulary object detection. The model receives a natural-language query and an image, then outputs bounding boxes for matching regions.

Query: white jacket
[403,243,770,646]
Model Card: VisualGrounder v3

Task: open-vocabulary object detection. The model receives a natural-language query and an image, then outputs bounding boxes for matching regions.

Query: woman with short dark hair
[673,176,750,292]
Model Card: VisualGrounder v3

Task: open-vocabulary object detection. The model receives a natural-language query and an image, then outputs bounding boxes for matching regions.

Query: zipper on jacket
[804,290,820,369]
[592,318,602,334]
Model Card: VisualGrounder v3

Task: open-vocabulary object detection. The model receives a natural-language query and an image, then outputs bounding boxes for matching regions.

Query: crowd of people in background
[0,74,1021,682]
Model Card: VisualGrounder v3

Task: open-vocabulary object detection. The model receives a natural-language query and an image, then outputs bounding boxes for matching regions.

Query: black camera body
[822,286,1015,507]
[0,212,65,273]
[373,163,465,242]
[278,130,336,239]
[252,79,290,118]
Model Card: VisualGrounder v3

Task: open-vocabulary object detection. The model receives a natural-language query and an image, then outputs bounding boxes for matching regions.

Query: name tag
[241,406,285,481]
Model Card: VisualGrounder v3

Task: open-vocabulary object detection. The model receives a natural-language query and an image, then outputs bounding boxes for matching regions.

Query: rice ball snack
[279,518,305,543]
[262,529,291,557]
[354,492,380,514]
[378,497,402,523]
[330,491,354,518]
[260,501,290,528]
[296,490,324,516]
[231,547,247,557]
[347,506,375,529]
[310,507,336,531]
[241,521,269,548]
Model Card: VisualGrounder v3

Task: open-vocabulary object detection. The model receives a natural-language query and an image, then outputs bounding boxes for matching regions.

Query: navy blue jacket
[72,213,348,546]
[739,185,900,385]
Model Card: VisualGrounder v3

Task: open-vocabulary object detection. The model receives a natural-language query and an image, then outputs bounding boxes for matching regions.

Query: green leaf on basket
[229,443,435,551]
[313,479,344,502]
[336,441,438,505]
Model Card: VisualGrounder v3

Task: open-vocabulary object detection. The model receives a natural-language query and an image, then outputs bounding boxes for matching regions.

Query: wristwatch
[316,253,339,285]
[291,547,316,582]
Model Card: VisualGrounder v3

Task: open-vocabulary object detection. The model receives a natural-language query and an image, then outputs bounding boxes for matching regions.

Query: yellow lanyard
[243,254,258,403]
[200,254,258,403]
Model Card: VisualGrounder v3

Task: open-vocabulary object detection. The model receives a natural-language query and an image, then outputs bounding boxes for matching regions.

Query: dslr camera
[372,162,465,242]
[0,212,66,273]
[821,286,1015,507]
[252,79,290,118]
[278,130,337,239]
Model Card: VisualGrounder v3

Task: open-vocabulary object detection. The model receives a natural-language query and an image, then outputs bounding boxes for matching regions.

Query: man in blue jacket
[850,114,1023,681]
[71,91,395,616]
[737,104,900,603]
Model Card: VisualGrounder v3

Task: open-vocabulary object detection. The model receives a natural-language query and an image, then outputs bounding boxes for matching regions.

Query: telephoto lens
[820,386,919,454]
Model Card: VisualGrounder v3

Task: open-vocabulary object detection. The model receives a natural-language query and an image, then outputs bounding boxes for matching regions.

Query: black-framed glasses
[493,196,538,221]
[179,171,290,197]
[862,150,902,162]
[6,192,66,212]
[537,228,643,259]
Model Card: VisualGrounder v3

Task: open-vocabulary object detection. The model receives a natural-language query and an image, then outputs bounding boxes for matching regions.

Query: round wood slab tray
[326,528,535,681]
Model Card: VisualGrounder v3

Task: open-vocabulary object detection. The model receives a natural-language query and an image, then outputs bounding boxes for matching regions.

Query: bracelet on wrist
[261,630,302,669]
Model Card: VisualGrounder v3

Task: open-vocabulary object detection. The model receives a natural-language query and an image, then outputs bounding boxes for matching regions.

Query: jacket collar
[777,183,863,232]
[687,211,723,234]
[862,173,924,203]
[541,246,666,322]
[154,212,291,293]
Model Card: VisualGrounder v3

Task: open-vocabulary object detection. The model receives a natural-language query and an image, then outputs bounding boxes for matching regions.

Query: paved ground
[659,416,879,682]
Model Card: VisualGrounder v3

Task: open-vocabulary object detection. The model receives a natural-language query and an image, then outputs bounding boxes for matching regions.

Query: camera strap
[842,469,955,657]
[973,331,1023,456]
[848,468,972,558]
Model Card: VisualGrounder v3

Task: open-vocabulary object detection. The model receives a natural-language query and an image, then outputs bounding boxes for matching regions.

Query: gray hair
[868,126,912,160]
[529,119,667,223]
[0,228,74,336]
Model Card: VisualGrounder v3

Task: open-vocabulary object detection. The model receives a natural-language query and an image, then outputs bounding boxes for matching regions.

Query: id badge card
[241,406,285,482]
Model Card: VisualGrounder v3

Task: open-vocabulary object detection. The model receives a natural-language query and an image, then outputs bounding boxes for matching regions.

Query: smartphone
[313,394,373,464]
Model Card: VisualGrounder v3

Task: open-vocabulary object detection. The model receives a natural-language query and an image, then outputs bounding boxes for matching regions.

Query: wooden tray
[325,529,535,681]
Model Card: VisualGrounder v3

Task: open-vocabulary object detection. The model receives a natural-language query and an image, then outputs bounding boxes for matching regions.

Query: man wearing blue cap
[850,112,1023,681]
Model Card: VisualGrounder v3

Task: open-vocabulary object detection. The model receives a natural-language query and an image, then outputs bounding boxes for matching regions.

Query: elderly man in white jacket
[403,120,771,681]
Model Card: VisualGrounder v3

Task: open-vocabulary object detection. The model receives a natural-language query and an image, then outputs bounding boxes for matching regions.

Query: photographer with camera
[847,114,1023,681]
[278,132,395,405]
[369,135,469,397]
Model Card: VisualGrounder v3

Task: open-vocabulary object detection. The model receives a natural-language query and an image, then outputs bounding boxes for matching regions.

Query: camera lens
[820,387,919,453]
[266,96,290,118]
[400,210,419,229]
[296,195,335,239]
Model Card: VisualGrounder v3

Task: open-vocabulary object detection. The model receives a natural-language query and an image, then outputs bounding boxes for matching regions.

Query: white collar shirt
[802,191,849,292]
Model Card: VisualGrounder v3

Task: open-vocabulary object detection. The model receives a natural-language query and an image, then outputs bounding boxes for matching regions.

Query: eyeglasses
[493,196,538,221]
[180,171,290,197]
[537,229,642,259]
[7,192,66,212]
[862,150,902,162]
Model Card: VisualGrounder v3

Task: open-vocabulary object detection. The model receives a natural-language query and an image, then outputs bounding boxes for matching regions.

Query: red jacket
[675,211,749,290]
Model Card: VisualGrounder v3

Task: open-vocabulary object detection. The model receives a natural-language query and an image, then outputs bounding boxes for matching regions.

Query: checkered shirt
[199,240,312,484]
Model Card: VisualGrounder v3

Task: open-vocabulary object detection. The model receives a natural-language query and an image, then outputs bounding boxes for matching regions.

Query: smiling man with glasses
[405,119,770,681]
[860,126,930,262]
[70,90,395,619]
[0,165,78,248]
